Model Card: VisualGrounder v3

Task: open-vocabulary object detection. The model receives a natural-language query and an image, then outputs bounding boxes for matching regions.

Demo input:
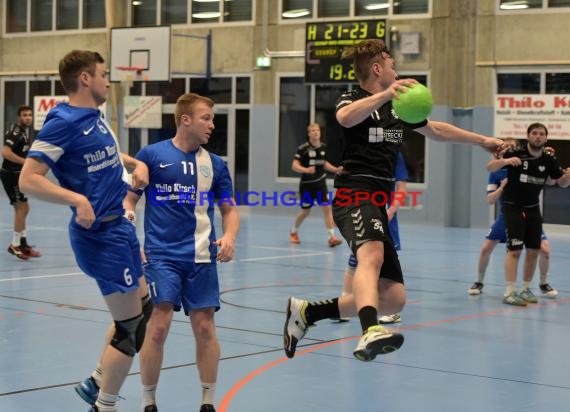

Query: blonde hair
[306,123,320,133]
[174,93,214,127]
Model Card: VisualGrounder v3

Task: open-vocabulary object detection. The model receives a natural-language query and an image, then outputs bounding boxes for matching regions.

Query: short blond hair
[174,93,214,127]
[306,123,320,133]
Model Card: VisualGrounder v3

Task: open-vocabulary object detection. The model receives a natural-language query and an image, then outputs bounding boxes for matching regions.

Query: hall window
[4,0,106,33]
[280,0,430,20]
[499,0,570,10]
[131,0,253,26]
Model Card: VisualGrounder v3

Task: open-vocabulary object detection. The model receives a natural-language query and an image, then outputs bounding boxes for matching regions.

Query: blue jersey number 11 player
[126,93,239,412]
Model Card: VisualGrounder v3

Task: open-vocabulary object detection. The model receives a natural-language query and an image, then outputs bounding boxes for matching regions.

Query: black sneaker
[144,405,158,412]
[20,240,41,257]
[199,405,215,412]
[468,282,484,295]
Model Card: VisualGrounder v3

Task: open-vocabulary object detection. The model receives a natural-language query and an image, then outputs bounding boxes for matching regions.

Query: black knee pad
[141,294,153,322]
[111,313,147,356]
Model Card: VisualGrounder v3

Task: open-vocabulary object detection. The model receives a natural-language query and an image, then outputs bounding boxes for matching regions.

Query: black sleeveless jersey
[293,142,327,183]
[2,123,30,172]
[502,147,563,207]
[334,87,426,192]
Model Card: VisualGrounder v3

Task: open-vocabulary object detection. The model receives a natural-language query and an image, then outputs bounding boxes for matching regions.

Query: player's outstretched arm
[414,121,504,155]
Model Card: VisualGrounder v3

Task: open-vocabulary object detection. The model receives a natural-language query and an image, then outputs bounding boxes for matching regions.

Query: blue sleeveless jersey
[28,103,128,228]
[136,140,233,263]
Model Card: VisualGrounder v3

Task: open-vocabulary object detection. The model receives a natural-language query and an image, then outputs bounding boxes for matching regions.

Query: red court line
[218,297,570,411]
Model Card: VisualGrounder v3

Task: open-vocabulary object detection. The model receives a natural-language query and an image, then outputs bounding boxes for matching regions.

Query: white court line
[246,245,329,254]
[0,272,83,282]
[238,252,331,262]
[0,251,332,282]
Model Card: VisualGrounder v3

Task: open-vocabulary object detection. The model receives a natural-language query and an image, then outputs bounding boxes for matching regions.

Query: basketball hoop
[116,66,147,94]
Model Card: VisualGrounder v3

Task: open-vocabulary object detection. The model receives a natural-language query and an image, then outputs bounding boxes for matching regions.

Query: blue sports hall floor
[2,195,570,412]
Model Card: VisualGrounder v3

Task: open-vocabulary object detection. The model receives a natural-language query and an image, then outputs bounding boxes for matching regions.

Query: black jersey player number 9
[305,20,387,83]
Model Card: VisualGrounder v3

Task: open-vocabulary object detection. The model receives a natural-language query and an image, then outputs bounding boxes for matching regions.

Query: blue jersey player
[124,93,239,412]
[19,50,151,412]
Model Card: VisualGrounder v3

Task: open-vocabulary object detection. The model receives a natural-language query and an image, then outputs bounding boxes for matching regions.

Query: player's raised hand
[481,137,505,157]
[387,78,418,100]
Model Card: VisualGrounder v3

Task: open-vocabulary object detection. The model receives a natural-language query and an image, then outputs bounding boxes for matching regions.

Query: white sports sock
[201,382,216,405]
[142,384,157,407]
[477,271,485,283]
[91,362,103,387]
[12,232,21,247]
[521,281,530,291]
[505,282,516,295]
[327,228,335,238]
[291,226,298,234]
[540,272,548,285]
[95,391,118,412]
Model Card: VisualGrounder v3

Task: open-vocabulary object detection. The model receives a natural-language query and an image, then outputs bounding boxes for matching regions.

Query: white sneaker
[378,313,401,324]
[468,282,484,295]
[283,297,310,358]
[353,325,404,362]
[539,283,559,298]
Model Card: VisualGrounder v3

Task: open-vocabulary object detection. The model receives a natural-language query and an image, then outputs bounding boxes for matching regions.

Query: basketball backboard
[110,26,171,82]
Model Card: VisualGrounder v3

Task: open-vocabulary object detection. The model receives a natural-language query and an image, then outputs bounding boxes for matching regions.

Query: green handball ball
[392,83,433,123]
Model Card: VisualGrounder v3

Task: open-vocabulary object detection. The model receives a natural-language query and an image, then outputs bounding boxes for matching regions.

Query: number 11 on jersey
[181,161,195,175]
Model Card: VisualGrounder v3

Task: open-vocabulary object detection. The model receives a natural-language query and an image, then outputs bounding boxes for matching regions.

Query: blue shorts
[486,215,507,243]
[486,214,547,243]
[144,260,220,315]
[346,253,358,271]
[389,215,401,251]
[69,217,143,296]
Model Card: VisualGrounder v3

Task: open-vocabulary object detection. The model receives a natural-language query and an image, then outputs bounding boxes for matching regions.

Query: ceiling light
[282,9,311,18]
[132,0,142,5]
[364,2,390,10]
[192,12,221,18]
[500,1,529,9]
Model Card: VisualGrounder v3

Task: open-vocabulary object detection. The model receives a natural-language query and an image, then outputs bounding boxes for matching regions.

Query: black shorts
[332,191,403,284]
[0,170,27,205]
[503,204,542,250]
[299,179,330,209]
